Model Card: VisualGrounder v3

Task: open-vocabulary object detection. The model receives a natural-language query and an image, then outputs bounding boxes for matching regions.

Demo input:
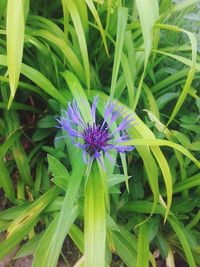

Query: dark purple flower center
[83,123,111,156]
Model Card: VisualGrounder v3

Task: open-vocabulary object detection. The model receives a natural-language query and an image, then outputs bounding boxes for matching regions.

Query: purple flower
[56,96,134,164]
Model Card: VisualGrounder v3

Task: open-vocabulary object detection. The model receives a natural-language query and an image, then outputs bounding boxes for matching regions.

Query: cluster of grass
[0,0,200,266]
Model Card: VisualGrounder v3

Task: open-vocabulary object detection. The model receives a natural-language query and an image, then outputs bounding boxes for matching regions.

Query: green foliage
[0,0,199,266]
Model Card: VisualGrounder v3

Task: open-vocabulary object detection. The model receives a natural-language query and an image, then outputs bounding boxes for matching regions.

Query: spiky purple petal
[57,97,135,163]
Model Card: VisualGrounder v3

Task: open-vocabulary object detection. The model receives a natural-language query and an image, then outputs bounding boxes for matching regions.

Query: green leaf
[69,224,84,253]
[155,232,169,259]
[37,116,55,128]
[121,53,135,108]
[143,83,160,120]
[137,223,149,267]
[120,139,200,169]
[85,0,108,55]
[0,130,20,158]
[133,0,159,109]
[172,173,200,194]
[0,187,61,259]
[122,201,166,215]
[0,55,66,106]
[7,186,61,238]
[33,207,78,267]
[46,154,86,267]
[64,0,90,90]
[48,154,70,190]
[112,231,137,266]
[61,70,92,123]
[188,141,200,151]
[172,0,200,12]
[15,232,43,259]
[153,50,200,71]
[84,161,106,267]
[29,29,85,84]
[135,0,159,62]
[154,24,197,126]
[107,174,131,188]
[12,139,33,187]
[0,216,38,260]
[0,158,15,200]
[6,0,25,108]
[167,216,196,267]
[32,129,52,142]
[111,7,128,98]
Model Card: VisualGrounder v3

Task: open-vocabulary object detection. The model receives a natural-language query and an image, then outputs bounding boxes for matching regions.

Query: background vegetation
[0,0,200,266]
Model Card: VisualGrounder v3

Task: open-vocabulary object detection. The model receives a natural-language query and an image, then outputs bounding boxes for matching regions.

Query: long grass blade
[136,223,149,267]
[33,206,78,267]
[154,24,197,126]
[167,217,196,267]
[84,0,109,55]
[6,0,25,108]
[121,139,200,168]
[0,159,15,201]
[110,7,128,99]
[84,162,106,267]
[64,0,90,90]
[46,155,86,267]
[133,0,159,109]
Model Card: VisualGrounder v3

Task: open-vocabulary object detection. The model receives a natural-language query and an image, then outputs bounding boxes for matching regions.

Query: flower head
[56,96,134,164]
